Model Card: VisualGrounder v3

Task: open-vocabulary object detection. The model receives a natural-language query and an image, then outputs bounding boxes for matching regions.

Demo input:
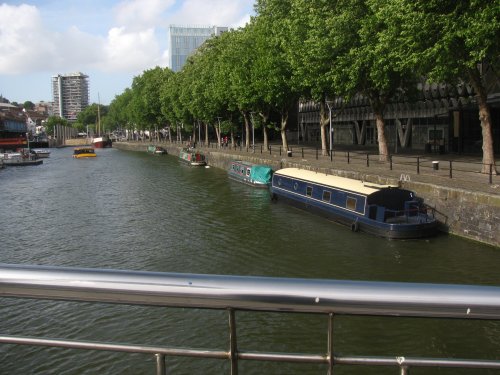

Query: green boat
[228,160,273,188]
[147,145,167,154]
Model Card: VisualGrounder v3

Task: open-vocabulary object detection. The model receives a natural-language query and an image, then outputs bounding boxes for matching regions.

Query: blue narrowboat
[228,160,273,188]
[270,168,439,239]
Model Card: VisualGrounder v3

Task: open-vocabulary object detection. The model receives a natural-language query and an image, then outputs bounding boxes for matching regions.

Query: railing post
[390,155,393,170]
[449,161,452,179]
[302,148,304,158]
[366,153,369,167]
[316,148,318,160]
[327,313,334,375]
[400,366,409,375]
[269,145,272,155]
[228,309,238,375]
[347,151,350,164]
[417,157,420,174]
[260,145,262,154]
[279,146,282,156]
[490,164,493,184]
[155,353,166,375]
[330,150,333,162]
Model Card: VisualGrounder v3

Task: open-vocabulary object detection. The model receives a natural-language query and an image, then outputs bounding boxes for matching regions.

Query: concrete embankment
[114,141,500,248]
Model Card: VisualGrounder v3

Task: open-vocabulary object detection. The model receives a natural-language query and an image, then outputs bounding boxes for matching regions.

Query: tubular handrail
[2,263,500,375]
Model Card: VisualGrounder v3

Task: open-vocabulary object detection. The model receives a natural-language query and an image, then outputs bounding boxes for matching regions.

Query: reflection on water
[1,147,499,374]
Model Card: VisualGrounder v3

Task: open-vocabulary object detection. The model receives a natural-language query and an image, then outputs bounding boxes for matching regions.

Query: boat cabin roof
[274,168,395,196]
[73,147,95,153]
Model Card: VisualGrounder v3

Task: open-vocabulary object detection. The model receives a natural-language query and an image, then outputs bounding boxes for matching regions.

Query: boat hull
[92,137,112,148]
[271,190,439,239]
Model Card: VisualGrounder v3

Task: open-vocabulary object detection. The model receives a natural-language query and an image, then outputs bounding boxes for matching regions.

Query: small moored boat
[147,145,167,155]
[179,148,206,166]
[228,160,273,188]
[33,149,50,158]
[1,150,43,166]
[73,147,96,158]
[270,168,439,239]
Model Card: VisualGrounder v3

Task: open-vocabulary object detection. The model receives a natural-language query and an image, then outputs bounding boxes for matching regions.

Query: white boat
[1,151,43,166]
[33,149,50,158]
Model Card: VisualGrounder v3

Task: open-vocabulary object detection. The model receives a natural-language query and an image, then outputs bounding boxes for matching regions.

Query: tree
[384,0,499,172]
[254,0,301,152]
[45,116,69,136]
[23,101,35,110]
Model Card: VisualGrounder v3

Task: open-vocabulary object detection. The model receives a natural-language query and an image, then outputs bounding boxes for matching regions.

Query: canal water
[1,147,499,375]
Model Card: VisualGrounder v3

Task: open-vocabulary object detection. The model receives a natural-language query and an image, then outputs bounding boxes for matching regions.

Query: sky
[0,0,254,105]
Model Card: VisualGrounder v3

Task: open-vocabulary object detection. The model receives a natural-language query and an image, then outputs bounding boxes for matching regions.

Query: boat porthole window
[246,169,251,177]
[322,190,331,202]
[346,197,357,210]
[293,182,298,190]
[306,186,313,197]
[278,178,282,186]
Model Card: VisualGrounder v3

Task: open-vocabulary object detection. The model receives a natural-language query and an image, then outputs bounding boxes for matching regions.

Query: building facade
[168,25,228,72]
[51,72,89,122]
[298,69,500,155]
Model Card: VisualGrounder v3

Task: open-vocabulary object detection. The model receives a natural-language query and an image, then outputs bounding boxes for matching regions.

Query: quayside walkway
[2,264,500,374]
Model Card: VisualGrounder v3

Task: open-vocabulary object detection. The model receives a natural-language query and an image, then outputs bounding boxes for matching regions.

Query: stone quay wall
[114,142,500,248]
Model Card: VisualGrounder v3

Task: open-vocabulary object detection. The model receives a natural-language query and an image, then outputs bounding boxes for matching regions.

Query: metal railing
[2,263,500,374]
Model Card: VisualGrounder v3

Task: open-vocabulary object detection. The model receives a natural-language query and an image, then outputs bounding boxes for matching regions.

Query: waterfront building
[51,72,89,122]
[298,70,500,155]
[0,104,27,150]
[168,25,228,72]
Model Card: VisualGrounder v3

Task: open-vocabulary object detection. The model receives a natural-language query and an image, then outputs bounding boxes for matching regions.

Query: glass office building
[168,25,228,72]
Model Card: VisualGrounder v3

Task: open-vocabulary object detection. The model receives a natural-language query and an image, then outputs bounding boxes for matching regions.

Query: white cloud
[101,27,168,72]
[0,4,55,73]
[0,1,254,77]
[113,0,176,30]
[169,0,254,28]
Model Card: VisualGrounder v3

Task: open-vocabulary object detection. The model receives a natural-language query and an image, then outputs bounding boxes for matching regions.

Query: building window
[346,197,357,210]
[322,190,331,202]
[306,186,313,197]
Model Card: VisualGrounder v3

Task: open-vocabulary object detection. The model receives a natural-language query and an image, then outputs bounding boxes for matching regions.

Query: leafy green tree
[23,101,35,110]
[254,0,302,152]
[384,0,499,172]
[45,116,69,136]
[108,88,134,137]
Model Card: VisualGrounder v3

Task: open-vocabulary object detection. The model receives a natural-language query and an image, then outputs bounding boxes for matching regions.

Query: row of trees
[105,0,498,170]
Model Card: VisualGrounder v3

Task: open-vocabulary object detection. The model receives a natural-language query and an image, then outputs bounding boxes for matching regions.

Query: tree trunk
[468,67,497,174]
[319,100,329,156]
[242,111,251,149]
[374,111,389,162]
[280,111,289,152]
[205,123,208,145]
[369,95,389,162]
[260,111,269,150]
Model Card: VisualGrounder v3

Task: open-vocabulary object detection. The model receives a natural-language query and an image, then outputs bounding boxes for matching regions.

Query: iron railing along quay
[1,263,500,374]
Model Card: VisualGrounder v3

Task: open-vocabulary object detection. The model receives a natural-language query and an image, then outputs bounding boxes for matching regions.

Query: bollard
[390,155,393,170]
[449,161,453,178]
[316,148,318,160]
[490,164,493,184]
[417,156,420,174]
[347,151,350,164]
[302,148,304,158]
[366,153,369,167]
[432,161,439,171]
